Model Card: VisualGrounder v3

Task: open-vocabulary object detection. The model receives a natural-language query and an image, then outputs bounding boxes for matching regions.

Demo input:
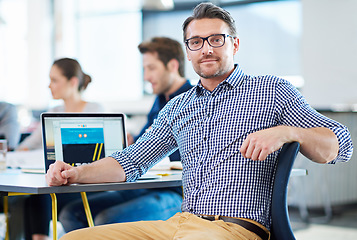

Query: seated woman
[17,58,104,240]
[18,58,103,151]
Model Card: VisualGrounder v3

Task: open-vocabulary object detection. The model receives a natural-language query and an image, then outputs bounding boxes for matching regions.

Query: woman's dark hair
[138,37,185,77]
[53,58,91,92]
[182,2,237,40]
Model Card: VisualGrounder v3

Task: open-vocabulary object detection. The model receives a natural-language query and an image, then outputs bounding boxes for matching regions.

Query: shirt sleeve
[275,80,353,163]
[110,101,178,182]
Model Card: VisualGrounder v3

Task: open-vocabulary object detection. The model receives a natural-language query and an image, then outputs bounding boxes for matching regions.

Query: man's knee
[60,224,128,240]
[60,228,89,240]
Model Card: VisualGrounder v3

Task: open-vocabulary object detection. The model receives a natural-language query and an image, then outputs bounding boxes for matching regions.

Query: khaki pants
[60,212,270,240]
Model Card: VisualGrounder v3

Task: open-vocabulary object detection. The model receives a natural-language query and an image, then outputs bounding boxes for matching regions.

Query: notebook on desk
[7,149,45,173]
[41,113,127,172]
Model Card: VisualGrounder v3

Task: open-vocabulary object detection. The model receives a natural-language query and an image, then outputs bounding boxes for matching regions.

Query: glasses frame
[184,34,235,51]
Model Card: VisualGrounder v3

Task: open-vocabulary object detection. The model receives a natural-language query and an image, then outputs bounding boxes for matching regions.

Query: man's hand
[46,157,126,186]
[45,161,78,186]
[127,133,134,146]
[240,126,292,161]
[240,125,339,163]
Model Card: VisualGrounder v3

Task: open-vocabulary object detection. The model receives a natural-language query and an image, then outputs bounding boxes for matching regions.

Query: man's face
[142,52,173,95]
[185,18,239,80]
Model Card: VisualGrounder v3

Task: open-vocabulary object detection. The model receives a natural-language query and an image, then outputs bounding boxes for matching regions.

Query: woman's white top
[17,102,105,150]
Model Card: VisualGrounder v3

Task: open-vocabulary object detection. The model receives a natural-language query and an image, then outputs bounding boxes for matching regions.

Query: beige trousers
[60,212,270,240]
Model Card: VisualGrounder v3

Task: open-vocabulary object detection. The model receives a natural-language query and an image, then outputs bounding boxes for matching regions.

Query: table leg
[50,193,57,240]
[3,196,9,240]
[4,193,34,240]
[80,192,94,227]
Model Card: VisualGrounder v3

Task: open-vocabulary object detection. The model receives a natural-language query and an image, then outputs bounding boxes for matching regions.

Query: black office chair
[270,142,300,240]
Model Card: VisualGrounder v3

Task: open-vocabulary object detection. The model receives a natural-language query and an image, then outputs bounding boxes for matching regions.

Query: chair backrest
[270,142,300,240]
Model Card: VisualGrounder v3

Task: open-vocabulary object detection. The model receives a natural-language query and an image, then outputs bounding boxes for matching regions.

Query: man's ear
[186,47,192,62]
[233,37,239,55]
[167,59,179,73]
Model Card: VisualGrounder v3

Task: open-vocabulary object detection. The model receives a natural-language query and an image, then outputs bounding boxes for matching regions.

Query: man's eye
[211,37,222,43]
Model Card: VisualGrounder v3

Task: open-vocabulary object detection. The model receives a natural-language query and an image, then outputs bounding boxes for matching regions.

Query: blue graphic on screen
[61,127,105,166]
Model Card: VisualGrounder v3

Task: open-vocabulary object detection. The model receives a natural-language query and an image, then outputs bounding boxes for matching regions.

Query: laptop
[41,113,127,172]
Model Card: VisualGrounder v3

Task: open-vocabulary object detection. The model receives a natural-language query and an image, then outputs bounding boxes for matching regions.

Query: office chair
[270,142,300,240]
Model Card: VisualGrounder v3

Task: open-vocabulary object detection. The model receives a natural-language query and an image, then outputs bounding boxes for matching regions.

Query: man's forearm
[75,157,126,183]
[293,127,339,164]
[240,125,339,163]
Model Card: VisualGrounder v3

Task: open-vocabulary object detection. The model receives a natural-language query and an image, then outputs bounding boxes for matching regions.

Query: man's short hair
[138,37,185,77]
[182,2,237,41]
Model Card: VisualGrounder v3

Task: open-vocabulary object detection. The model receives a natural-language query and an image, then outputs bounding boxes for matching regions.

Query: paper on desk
[6,149,45,170]
[150,157,171,170]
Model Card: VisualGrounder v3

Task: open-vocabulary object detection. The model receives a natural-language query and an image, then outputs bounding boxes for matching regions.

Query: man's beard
[195,56,225,79]
[197,69,223,79]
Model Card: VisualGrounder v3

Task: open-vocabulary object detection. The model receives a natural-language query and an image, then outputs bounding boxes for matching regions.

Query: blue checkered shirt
[111,65,353,229]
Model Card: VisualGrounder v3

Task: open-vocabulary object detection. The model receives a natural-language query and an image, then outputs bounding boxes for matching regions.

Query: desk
[0,169,182,240]
[0,169,182,194]
[0,168,305,240]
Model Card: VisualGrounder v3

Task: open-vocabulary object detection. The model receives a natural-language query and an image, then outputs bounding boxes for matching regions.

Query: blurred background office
[0,0,356,239]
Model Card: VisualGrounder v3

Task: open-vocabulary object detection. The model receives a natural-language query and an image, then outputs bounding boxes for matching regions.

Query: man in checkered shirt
[46,3,353,240]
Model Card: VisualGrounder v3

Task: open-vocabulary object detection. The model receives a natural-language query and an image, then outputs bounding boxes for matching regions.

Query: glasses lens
[187,37,203,50]
[208,35,225,47]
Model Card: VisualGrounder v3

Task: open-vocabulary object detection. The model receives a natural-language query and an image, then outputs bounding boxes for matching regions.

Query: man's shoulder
[249,74,286,83]
[244,74,292,89]
[165,86,196,108]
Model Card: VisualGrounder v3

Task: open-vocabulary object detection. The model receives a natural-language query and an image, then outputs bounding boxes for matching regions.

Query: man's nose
[201,39,213,55]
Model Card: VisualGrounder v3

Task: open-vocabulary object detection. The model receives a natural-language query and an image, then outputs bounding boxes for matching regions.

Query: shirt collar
[195,64,245,96]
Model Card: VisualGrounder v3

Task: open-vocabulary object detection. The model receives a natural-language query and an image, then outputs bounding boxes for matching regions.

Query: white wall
[2,0,357,111]
[302,0,357,109]
[143,1,302,86]
[27,0,53,108]
[0,0,52,108]
[145,0,357,109]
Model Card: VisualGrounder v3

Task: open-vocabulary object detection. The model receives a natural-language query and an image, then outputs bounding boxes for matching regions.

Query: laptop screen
[41,113,127,171]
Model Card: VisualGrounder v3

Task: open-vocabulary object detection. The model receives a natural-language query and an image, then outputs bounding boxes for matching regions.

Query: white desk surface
[0,169,182,195]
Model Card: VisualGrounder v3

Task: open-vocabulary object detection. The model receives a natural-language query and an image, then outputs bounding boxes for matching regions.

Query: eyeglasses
[185,34,235,51]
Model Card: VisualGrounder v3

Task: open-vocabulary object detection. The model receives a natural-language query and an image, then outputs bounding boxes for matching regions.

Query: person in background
[58,37,192,233]
[17,58,103,151]
[0,101,20,229]
[17,58,104,240]
[46,3,353,239]
[0,101,20,150]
